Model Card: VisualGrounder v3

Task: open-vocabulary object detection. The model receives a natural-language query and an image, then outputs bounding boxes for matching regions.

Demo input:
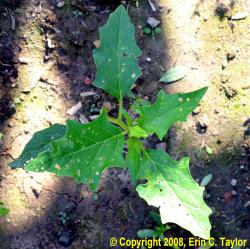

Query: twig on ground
[0,60,12,67]
[10,12,15,31]
[147,0,156,12]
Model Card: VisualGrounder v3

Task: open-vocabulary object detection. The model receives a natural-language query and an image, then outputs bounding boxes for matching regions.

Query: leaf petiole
[108,115,128,132]
[122,108,133,127]
[118,96,123,121]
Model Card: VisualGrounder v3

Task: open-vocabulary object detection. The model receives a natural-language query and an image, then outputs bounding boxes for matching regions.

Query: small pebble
[192,106,202,115]
[220,72,230,83]
[222,59,228,69]
[244,201,250,208]
[84,77,92,85]
[147,17,160,29]
[230,178,237,186]
[204,15,209,21]
[226,50,236,61]
[57,1,65,8]
[224,191,233,203]
[47,37,55,49]
[58,230,73,247]
[145,57,152,62]
[44,54,51,61]
[24,128,30,134]
[156,142,167,150]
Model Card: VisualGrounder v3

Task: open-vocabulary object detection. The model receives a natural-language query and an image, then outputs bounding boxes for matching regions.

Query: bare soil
[0,0,249,248]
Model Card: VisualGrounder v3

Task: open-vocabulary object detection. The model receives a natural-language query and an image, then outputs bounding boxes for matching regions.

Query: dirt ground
[0,0,249,248]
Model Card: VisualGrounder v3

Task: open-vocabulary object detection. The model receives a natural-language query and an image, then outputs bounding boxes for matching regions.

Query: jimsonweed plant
[10,5,212,239]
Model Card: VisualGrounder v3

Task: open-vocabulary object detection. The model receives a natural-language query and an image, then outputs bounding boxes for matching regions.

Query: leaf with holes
[133,87,208,139]
[10,124,66,168]
[24,111,126,191]
[9,5,212,239]
[93,5,142,99]
[136,149,212,239]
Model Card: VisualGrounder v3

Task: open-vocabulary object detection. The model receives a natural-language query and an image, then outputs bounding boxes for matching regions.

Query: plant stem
[118,97,123,121]
[108,116,128,132]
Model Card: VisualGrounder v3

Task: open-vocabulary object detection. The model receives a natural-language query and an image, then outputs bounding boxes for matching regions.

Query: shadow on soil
[2,0,248,248]
[0,0,171,248]
[167,120,250,241]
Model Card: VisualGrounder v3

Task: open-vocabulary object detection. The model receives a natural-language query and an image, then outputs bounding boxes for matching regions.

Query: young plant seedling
[137,211,184,249]
[10,5,212,239]
[137,211,171,241]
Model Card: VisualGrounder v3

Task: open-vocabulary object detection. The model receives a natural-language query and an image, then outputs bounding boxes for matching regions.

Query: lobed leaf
[134,87,208,139]
[93,5,142,99]
[131,98,151,112]
[10,124,66,168]
[22,111,126,191]
[136,149,212,239]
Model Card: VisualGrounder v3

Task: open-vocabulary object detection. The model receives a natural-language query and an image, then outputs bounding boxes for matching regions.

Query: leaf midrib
[139,92,202,131]
[143,151,205,232]
[117,7,122,100]
[52,133,124,161]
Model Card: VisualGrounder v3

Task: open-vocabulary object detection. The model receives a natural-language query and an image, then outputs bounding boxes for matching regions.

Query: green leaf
[149,211,162,226]
[136,149,212,239]
[128,125,149,138]
[0,202,9,216]
[160,66,187,83]
[131,98,151,113]
[143,27,152,35]
[10,124,66,168]
[134,87,208,139]
[93,5,142,99]
[154,27,162,34]
[24,111,126,191]
[126,137,142,184]
[137,229,160,238]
